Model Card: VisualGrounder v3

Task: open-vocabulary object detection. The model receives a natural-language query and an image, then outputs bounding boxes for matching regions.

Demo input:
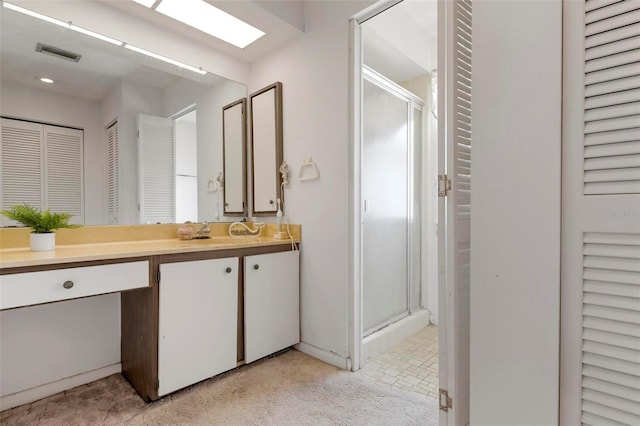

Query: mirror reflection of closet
[222,98,247,216]
[250,82,283,216]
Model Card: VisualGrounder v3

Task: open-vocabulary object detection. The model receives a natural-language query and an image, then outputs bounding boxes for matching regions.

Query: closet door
[106,122,119,225]
[0,118,43,226]
[1,118,84,225]
[44,125,84,224]
[562,1,640,424]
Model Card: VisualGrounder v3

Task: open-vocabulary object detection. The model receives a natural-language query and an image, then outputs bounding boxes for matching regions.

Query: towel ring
[298,157,320,181]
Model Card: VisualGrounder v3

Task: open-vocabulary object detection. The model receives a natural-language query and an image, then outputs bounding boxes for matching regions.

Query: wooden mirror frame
[249,82,283,216]
[222,98,247,216]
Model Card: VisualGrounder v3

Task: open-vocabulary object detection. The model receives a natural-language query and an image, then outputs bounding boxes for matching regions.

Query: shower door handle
[363,199,368,213]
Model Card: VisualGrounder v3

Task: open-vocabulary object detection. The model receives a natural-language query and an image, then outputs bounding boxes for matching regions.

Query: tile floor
[358,325,439,399]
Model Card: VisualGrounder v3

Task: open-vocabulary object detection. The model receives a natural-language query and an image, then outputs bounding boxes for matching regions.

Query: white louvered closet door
[562,1,640,425]
[44,125,84,224]
[439,0,471,424]
[106,122,119,225]
[138,113,175,224]
[0,118,43,226]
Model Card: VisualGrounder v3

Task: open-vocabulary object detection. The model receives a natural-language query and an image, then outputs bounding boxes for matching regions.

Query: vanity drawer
[0,261,149,310]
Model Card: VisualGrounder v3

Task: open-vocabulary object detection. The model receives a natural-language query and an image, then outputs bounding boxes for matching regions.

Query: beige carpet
[1,350,439,425]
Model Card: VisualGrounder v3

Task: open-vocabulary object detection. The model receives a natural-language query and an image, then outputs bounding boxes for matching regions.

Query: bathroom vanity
[0,225,300,407]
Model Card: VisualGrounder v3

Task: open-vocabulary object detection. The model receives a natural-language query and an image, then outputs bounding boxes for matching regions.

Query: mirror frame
[222,98,248,216]
[249,82,283,216]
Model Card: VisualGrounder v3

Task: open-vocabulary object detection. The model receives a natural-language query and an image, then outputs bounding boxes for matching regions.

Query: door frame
[348,0,437,371]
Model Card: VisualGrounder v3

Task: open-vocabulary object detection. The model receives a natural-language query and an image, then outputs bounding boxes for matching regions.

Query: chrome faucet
[194,221,211,239]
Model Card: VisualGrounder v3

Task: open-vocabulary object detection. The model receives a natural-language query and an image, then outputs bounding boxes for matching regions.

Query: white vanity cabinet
[157,257,239,396]
[244,250,300,363]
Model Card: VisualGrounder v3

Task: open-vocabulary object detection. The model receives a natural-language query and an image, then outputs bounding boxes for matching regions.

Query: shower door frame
[360,65,424,337]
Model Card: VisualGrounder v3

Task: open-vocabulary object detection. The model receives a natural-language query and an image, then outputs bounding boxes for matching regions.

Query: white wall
[163,78,246,222]
[249,0,375,365]
[470,1,562,424]
[0,294,120,405]
[0,82,105,225]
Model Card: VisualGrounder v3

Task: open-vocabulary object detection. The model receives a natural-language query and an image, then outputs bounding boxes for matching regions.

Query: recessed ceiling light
[40,77,55,84]
[138,0,265,49]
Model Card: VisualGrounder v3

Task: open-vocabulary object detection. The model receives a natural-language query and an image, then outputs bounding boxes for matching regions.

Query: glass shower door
[362,78,409,334]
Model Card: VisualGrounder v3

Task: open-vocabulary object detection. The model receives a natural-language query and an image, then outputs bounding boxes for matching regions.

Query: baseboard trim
[362,310,430,364]
[295,342,349,370]
[429,313,439,325]
[0,363,121,411]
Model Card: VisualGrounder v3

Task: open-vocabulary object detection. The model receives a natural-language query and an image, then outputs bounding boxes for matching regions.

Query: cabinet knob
[63,280,74,289]
[225,267,232,273]
[253,264,260,270]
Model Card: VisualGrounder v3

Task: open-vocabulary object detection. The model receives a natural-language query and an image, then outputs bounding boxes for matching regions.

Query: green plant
[1,204,82,233]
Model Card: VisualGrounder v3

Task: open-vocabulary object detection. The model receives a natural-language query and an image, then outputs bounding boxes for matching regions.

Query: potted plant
[1,204,81,251]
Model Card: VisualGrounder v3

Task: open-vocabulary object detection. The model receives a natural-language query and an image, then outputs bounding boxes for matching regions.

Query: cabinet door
[245,250,300,363]
[158,257,238,396]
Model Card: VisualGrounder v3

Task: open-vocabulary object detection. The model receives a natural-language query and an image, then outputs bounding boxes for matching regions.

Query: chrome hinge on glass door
[438,174,452,197]
[439,388,453,412]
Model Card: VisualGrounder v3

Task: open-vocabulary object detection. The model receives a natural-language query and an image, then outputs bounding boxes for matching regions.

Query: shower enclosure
[362,66,423,336]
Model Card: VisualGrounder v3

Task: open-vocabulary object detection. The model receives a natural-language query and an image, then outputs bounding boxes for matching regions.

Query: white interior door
[438,0,471,424]
[138,113,175,224]
[561,1,640,424]
[44,125,84,224]
[0,118,43,223]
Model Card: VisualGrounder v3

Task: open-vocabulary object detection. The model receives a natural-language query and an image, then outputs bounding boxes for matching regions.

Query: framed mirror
[249,82,283,216]
[222,98,247,216]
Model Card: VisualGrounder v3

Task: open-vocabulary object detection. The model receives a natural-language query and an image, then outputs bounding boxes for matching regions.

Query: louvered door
[106,122,119,225]
[0,118,43,226]
[562,1,640,425]
[439,0,471,424]
[1,118,84,225]
[138,113,175,224]
[44,125,84,224]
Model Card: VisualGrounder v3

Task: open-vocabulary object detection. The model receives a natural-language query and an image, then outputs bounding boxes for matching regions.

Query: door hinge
[439,389,453,412]
[154,378,159,391]
[438,174,452,197]
[156,270,161,284]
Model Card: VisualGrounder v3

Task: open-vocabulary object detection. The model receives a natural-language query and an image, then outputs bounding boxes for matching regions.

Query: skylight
[133,0,265,49]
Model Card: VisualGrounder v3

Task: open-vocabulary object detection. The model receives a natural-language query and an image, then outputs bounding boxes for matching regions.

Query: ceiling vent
[35,43,82,62]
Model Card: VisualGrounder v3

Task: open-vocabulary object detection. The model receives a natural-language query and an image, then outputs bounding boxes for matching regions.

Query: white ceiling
[1,0,437,102]
[363,0,437,84]
[101,0,305,63]
[0,0,307,102]
[0,7,229,101]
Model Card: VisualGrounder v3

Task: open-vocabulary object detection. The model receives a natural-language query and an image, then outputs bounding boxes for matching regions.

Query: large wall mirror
[0,4,247,226]
[250,82,283,216]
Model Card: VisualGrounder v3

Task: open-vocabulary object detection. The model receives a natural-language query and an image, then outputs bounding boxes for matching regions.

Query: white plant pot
[30,232,55,251]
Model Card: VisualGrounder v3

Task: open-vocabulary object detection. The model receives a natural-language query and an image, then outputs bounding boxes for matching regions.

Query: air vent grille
[35,43,82,62]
